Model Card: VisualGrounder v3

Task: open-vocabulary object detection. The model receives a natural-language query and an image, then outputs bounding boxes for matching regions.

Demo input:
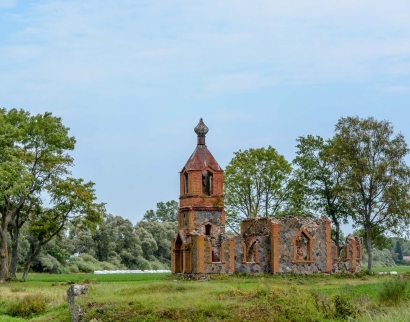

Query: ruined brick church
[171,119,362,275]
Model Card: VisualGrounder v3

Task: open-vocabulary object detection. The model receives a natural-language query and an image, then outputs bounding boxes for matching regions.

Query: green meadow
[1,267,410,321]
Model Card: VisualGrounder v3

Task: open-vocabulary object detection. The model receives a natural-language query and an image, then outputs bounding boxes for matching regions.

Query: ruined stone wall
[203,239,231,274]
[332,235,363,273]
[272,217,330,274]
[233,235,271,274]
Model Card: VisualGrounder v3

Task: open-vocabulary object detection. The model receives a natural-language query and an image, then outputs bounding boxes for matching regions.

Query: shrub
[378,278,409,306]
[333,293,357,319]
[7,294,47,318]
[75,261,97,273]
[69,264,79,273]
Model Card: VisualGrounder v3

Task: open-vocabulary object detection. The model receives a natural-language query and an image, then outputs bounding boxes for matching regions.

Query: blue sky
[1,1,410,233]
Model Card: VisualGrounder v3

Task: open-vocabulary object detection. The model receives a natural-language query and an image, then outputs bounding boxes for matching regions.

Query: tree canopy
[293,135,349,249]
[0,108,104,281]
[331,116,410,272]
[224,146,293,232]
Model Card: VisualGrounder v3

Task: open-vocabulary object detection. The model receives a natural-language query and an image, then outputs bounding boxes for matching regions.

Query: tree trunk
[22,246,42,282]
[22,262,31,282]
[9,229,19,279]
[366,225,373,272]
[0,214,11,282]
[334,221,341,253]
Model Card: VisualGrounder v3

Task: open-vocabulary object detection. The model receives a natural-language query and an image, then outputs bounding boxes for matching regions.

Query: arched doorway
[174,234,183,273]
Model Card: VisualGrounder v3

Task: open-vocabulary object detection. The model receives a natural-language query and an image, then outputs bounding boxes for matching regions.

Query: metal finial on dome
[194,118,209,136]
[194,118,208,145]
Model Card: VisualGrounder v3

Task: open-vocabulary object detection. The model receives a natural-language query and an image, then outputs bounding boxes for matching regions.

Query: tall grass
[0,272,409,321]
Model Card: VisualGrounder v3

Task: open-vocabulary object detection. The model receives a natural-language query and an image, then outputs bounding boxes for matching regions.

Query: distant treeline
[9,201,178,274]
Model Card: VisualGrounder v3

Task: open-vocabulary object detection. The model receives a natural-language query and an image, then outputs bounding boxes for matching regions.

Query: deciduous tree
[293,135,349,250]
[142,200,178,222]
[331,116,410,272]
[21,178,104,281]
[224,146,292,232]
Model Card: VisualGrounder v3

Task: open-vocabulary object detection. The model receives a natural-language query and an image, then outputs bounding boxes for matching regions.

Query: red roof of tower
[182,118,222,172]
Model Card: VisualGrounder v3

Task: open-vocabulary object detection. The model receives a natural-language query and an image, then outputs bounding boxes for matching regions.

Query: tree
[21,178,104,281]
[8,197,40,278]
[293,135,350,250]
[224,146,292,232]
[331,116,410,272]
[0,108,104,281]
[93,214,143,269]
[395,240,404,261]
[137,221,177,265]
[142,200,178,222]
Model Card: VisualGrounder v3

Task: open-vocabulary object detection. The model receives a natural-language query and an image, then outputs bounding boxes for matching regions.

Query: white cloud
[1,0,410,99]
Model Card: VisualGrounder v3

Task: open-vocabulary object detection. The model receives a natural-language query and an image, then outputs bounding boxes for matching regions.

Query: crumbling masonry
[171,119,362,275]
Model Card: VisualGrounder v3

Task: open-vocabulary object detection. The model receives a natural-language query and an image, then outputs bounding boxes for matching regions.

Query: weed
[311,291,332,318]
[333,293,357,319]
[9,286,26,293]
[378,278,409,306]
[6,293,48,318]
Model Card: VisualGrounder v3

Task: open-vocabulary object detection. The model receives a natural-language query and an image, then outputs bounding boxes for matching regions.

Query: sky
[1,1,410,234]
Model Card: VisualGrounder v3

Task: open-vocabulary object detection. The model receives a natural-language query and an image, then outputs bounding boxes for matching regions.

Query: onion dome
[194,118,209,138]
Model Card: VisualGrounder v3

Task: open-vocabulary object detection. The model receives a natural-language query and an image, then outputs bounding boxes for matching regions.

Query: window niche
[212,247,221,262]
[183,172,189,195]
[242,237,260,264]
[205,223,212,236]
[202,170,213,196]
[292,228,313,263]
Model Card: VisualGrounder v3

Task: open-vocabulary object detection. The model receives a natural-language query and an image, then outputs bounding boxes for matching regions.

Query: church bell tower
[171,118,226,274]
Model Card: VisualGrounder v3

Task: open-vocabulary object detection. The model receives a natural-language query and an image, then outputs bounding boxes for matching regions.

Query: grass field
[0,267,409,321]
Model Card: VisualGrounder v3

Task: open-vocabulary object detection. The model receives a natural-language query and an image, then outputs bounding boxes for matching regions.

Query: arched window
[184,172,189,195]
[205,223,212,236]
[295,233,310,261]
[247,240,257,262]
[202,170,213,196]
[292,228,313,263]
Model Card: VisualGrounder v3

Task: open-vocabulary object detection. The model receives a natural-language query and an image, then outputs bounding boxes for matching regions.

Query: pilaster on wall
[221,210,226,225]
[325,220,333,273]
[333,245,339,260]
[170,239,175,273]
[351,238,357,272]
[344,244,350,260]
[242,243,247,264]
[270,222,280,273]
[229,238,234,273]
[196,235,205,274]
[183,250,191,273]
[188,209,195,232]
[221,241,226,264]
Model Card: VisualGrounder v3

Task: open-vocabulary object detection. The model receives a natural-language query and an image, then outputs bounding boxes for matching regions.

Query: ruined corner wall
[333,235,363,273]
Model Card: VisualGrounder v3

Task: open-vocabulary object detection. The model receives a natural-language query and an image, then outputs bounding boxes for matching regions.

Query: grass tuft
[6,293,48,318]
[378,278,409,306]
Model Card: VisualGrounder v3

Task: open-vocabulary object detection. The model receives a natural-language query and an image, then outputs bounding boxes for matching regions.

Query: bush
[75,261,97,273]
[333,293,357,319]
[7,294,47,318]
[378,278,409,306]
